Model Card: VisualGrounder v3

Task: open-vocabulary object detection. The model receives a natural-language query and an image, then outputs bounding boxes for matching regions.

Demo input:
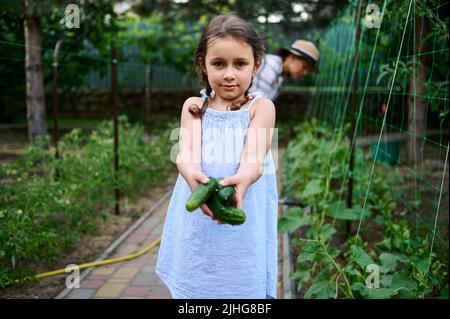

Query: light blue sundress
[155,96,278,299]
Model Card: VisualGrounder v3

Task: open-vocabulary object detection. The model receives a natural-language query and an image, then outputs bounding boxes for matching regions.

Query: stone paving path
[57,149,286,299]
[57,198,171,299]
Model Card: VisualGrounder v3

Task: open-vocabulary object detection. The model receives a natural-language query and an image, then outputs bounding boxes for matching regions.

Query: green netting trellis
[285,0,448,298]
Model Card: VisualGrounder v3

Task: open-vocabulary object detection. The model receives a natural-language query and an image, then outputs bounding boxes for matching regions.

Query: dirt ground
[0,173,177,299]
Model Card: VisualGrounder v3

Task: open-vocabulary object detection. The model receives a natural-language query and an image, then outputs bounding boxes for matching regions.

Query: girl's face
[204,36,259,101]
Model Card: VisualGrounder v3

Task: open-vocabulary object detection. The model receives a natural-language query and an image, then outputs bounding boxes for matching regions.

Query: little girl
[155,14,278,299]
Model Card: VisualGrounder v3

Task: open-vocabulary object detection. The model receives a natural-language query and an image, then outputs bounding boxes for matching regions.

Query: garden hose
[0,149,26,155]
[12,199,296,286]
[9,236,161,286]
[34,199,302,278]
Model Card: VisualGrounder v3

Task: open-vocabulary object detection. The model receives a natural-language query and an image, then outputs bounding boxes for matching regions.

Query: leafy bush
[279,119,447,298]
[0,116,177,287]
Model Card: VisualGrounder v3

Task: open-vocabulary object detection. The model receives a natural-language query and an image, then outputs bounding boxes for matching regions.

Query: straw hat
[287,40,320,72]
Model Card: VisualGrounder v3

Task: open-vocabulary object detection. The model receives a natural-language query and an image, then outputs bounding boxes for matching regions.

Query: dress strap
[245,95,260,114]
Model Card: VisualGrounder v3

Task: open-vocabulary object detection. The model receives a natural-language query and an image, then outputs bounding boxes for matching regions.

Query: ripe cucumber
[218,186,235,205]
[185,177,218,212]
[216,178,235,205]
[206,190,246,226]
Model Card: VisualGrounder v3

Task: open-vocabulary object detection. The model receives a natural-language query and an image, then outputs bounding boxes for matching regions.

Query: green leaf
[297,242,321,263]
[320,224,336,242]
[412,256,428,275]
[390,270,417,298]
[326,246,341,259]
[301,179,323,198]
[380,274,393,287]
[304,267,336,299]
[352,282,398,299]
[326,202,371,220]
[291,265,311,292]
[374,238,392,250]
[277,207,310,233]
[379,253,401,273]
[390,270,417,290]
[345,264,362,277]
[351,245,374,269]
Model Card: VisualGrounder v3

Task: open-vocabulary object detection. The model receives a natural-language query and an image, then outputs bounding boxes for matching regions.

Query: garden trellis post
[346,0,364,237]
[146,58,152,133]
[111,45,120,216]
[52,39,62,161]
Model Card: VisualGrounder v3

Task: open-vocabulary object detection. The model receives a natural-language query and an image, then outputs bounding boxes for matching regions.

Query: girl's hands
[185,170,222,223]
[218,173,252,210]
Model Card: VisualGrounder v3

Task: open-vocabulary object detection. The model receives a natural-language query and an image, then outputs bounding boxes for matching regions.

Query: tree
[24,0,47,143]
[0,0,120,142]
[130,0,347,34]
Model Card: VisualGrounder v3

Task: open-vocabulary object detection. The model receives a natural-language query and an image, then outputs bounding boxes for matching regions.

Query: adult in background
[249,39,320,101]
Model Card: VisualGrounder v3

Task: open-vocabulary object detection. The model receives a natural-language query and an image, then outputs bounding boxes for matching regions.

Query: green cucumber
[218,185,235,205]
[216,178,235,205]
[185,177,218,212]
[206,191,246,226]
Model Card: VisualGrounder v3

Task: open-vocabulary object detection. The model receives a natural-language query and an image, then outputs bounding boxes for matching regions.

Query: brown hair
[276,48,291,61]
[189,14,266,116]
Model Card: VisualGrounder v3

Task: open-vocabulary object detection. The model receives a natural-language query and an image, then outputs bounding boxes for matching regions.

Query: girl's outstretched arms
[219,98,276,210]
[177,97,217,221]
